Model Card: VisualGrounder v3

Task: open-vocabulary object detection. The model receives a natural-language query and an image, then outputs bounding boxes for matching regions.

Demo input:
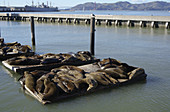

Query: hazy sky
[0,0,169,8]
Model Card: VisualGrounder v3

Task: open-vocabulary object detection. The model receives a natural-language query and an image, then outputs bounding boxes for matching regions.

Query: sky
[0,0,169,8]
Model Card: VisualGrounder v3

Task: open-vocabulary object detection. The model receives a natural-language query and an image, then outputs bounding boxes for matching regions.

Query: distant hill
[70,1,170,11]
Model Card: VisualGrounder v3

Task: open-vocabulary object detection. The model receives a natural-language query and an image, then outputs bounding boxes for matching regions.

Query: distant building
[0,6,10,11]
[0,2,58,12]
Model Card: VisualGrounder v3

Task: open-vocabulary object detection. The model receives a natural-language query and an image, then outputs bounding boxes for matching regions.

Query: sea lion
[51,68,62,73]
[41,58,61,64]
[35,55,44,59]
[86,72,115,86]
[118,63,136,73]
[52,76,69,93]
[105,67,127,75]
[56,70,76,81]
[97,69,127,79]
[5,47,13,52]
[52,66,85,80]
[59,65,85,74]
[36,73,55,93]
[42,53,57,58]
[76,53,88,61]
[5,41,20,46]
[77,51,93,61]
[0,47,13,54]
[62,55,79,63]
[12,49,19,53]
[18,45,32,53]
[128,68,145,80]
[68,70,84,79]
[99,58,121,67]
[26,58,41,65]
[36,75,47,93]
[31,70,49,80]
[58,53,72,62]
[8,58,41,65]
[74,77,98,91]
[42,78,57,100]
[60,78,75,92]
[24,71,35,92]
[101,64,117,70]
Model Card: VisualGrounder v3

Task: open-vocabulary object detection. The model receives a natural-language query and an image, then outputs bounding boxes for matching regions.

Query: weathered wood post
[30,16,36,46]
[0,28,1,37]
[90,14,95,55]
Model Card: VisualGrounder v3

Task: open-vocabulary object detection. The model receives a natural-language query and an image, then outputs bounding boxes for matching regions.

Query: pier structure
[0,13,170,28]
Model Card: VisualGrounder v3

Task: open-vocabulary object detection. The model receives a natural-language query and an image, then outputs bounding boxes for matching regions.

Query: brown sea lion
[24,71,35,93]
[52,76,69,93]
[59,53,72,61]
[77,51,93,61]
[60,65,85,79]
[128,68,145,80]
[75,71,116,91]
[86,72,117,85]
[97,69,127,79]
[36,73,55,93]
[118,63,136,73]
[68,70,84,79]
[41,58,61,64]
[99,58,121,67]
[74,77,98,91]
[19,45,32,53]
[42,53,57,58]
[105,67,126,74]
[36,75,47,93]
[61,79,75,92]
[30,70,49,79]
[62,55,79,63]
[101,64,117,69]
[8,57,41,65]
[59,65,85,74]
[42,78,58,100]
[53,66,85,80]
[56,71,76,81]
[76,53,88,61]
[5,41,20,46]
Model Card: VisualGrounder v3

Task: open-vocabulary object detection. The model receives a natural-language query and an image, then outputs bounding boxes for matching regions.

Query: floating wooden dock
[17,62,147,105]
[2,59,99,74]
[20,73,147,105]
[2,51,99,74]
[0,13,170,28]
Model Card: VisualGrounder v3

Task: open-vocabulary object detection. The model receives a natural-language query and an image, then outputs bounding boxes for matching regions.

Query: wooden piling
[30,16,35,46]
[0,28,1,37]
[90,14,95,56]
[165,22,170,29]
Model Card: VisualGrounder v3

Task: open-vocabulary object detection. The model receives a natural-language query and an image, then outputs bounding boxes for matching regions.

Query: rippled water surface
[0,11,170,112]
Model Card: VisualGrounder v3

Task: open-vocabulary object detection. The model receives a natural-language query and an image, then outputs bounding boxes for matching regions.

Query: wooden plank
[2,61,19,72]
[78,63,100,72]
